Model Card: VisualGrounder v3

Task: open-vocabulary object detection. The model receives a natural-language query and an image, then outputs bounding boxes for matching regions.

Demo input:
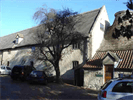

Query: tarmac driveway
[0,75,98,100]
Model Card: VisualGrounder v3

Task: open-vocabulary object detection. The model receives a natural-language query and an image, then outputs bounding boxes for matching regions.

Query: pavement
[0,75,98,100]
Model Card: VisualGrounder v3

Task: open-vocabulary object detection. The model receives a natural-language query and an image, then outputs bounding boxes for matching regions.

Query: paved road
[0,75,98,100]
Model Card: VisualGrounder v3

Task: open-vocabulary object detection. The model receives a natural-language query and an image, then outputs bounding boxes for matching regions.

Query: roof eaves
[88,8,101,33]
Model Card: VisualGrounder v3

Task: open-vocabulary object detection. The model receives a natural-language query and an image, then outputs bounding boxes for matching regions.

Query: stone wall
[84,68,132,90]
[6,48,34,68]
[60,45,84,80]
[84,69,103,90]
[1,50,18,66]
[114,70,132,78]
[0,44,85,79]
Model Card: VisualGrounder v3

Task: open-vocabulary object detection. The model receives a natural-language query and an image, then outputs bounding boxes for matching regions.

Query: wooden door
[104,65,114,82]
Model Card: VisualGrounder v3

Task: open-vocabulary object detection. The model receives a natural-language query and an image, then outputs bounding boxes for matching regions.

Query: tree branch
[47,46,55,58]
[40,48,54,65]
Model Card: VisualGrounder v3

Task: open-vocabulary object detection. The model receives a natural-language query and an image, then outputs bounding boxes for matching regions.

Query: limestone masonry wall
[84,69,103,90]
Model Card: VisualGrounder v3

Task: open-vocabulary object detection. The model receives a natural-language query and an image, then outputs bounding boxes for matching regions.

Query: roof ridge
[84,49,132,69]
[0,7,102,38]
[80,7,101,15]
[0,32,16,38]
[98,49,133,52]
[88,6,102,33]
[0,25,39,38]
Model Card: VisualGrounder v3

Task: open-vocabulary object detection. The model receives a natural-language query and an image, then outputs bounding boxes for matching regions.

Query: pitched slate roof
[74,8,100,36]
[83,50,133,69]
[0,7,101,51]
[0,26,38,50]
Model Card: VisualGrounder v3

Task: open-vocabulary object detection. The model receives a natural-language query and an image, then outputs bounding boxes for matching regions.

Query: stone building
[83,10,133,90]
[0,6,110,83]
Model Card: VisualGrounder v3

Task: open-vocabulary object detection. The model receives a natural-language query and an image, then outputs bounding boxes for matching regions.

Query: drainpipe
[1,51,3,65]
[83,37,88,64]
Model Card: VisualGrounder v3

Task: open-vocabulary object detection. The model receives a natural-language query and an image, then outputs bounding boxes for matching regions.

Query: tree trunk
[55,67,61,83]
[54,60,62,83]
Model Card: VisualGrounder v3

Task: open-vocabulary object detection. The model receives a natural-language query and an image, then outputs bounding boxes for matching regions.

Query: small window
[72,43,80,49]
[16,38,18,44]
[72,61,79,69]
[0,51,2,54]
[8,50,11,54]
[100,23,104,31]
[32,47,36,52]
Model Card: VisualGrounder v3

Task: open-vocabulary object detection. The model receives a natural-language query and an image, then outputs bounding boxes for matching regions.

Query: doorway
[74,68,84,86]
[104,65,114,82]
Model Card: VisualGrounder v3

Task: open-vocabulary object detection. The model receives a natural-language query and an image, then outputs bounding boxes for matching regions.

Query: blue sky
[0,0,128,37]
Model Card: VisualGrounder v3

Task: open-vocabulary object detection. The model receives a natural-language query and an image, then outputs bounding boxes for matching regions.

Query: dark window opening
[8,50,11,54]
[16,38,18,44]
[72,43,80,49]
[73,61,79,69]
[100,23,104,31]
[0,51,2,54]
[32,47,35,52]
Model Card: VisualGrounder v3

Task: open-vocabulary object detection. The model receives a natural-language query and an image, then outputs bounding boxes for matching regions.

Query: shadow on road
[0,75,97,100]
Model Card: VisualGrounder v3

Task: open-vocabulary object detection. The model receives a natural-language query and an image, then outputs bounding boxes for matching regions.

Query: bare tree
[125,0,133,10]
[33,7,85,83]
[112,9,133,39]
[113,0,133,39]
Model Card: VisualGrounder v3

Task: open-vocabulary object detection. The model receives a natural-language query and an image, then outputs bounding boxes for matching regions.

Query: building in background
[83,10,133,90]
[0,6,110,85]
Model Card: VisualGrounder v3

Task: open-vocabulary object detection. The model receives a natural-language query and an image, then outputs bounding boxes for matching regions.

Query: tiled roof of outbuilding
[83,50,133,69]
